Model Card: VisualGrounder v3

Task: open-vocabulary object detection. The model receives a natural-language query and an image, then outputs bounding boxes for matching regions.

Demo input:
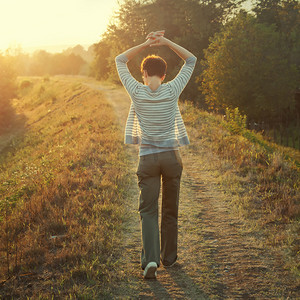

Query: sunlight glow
[0,0,118,52]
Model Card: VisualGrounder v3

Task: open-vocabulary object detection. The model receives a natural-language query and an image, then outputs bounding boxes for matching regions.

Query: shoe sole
[144,263,157,279]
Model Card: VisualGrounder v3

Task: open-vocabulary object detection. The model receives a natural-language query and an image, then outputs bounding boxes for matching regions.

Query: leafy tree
[200,13,299,122]
[30,50,52,75]
[253,0,282,26]
[4,46,31,76]
[91,40,112,80]
[63,44,94,64]
[19,50,85,76]
[92,0,245,104]
[253,0,299,33]
[253,0,300,70]
[50,53,85,75]
[5,46,88,77]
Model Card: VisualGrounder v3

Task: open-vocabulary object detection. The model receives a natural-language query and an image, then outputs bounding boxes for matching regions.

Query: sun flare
[0,0,118,52]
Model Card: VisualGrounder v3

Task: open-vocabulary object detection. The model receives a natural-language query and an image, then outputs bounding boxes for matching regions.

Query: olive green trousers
[136,150,183,269]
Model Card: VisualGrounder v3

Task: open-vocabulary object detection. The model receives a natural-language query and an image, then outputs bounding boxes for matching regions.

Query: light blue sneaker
[143,262,157,279]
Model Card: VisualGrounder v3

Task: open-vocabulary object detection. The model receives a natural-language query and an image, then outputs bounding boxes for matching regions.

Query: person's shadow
[143,263,210,299]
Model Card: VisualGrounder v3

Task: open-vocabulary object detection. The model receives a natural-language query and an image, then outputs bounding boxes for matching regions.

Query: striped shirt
[115,53,197,155]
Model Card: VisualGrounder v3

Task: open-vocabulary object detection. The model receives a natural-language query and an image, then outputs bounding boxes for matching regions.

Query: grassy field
[0,76,299,298]
[181,103,300,277]
[0,76,130,298]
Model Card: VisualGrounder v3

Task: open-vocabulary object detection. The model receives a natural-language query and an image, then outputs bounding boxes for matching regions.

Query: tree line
[92,0,300,125]
[1,0,299,136]
[5,44,94,77]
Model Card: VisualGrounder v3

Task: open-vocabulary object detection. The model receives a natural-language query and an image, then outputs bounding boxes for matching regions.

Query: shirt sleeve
[167,56,197,98]
[115,54,140,96]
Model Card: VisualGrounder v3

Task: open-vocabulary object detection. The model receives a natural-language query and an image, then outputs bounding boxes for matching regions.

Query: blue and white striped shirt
[115,53,197,155]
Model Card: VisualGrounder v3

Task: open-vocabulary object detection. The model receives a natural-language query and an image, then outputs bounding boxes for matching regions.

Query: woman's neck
[146,76,162,91]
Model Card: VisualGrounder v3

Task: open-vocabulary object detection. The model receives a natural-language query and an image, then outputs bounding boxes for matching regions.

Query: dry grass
[181,101,300,277]
[1,77,299,297]
[0,76,129,298]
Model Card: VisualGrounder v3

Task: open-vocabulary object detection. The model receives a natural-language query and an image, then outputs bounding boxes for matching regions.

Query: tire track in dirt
[87,81,299,299]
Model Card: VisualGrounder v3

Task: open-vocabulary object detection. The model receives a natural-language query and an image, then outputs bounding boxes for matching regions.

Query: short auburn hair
[141,55,167,78]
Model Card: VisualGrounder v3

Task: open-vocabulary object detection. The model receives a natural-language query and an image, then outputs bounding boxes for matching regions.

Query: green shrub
[224,107,247,135]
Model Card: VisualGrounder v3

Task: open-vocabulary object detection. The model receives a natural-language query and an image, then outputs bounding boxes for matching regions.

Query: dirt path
[86,81,299,299]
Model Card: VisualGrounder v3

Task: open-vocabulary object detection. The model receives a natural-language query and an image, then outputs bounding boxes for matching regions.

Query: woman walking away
[115,30,197,279]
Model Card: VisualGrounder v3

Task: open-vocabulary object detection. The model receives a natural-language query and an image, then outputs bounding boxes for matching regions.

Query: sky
[0,0,119,53]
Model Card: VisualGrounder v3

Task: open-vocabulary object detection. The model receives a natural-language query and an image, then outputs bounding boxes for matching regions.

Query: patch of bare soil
[89,82,300,299]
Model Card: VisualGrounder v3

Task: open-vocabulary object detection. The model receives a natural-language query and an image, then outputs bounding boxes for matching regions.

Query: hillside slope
[0,76,299,298]
[0,76,129,298]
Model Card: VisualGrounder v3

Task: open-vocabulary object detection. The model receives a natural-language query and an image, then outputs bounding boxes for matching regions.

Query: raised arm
[115,31,164,95]
[166,39,196,60]
[149,35,197,96]
[149,36,196,61]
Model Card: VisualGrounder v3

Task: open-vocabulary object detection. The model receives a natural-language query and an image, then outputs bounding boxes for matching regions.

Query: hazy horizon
[17,42,93,54]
